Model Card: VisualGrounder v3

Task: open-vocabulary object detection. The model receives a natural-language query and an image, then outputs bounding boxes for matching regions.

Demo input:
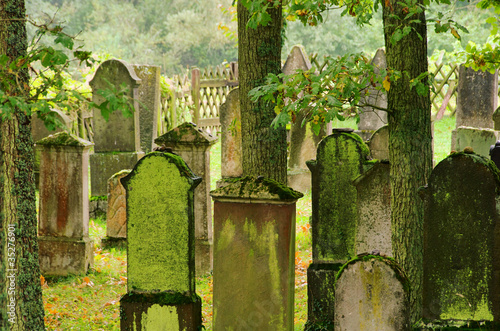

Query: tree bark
[237,2,287,184]
[383,0,433,322]
[0,1,46,329]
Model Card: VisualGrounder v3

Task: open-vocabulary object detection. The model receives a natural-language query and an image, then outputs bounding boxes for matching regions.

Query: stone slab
[451,126,499,158]
[38,236,94,276]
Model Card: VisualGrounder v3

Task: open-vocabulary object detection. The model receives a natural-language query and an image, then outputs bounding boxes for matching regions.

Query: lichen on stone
[211,176,303,201]
[36,131,93,147]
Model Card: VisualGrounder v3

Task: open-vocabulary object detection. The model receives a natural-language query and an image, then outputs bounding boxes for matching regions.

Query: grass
[41,115,455,330]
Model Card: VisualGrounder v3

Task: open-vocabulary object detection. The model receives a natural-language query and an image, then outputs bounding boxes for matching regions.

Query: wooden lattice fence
[158,73,193,136]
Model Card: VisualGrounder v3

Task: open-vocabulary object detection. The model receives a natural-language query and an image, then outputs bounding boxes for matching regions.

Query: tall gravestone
[155,122,218,275]
[89,59,143,199]
[353,161,392,256]
[421,152,500,325]
[334,255,410,331]
[211,177,302,330]
[219,88,242,181]
[37,132,94,275]
[355,49,388,141]
[451,65,499,157]
[120,152,202,330]
[305,129,370,328]
[285,45,329,192]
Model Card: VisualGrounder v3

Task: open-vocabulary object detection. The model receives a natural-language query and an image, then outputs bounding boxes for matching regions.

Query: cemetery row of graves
[35,47,500,330]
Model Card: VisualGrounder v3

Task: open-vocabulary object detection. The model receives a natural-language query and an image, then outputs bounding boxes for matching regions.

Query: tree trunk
[382,0,433,322]
[237,2,287,184]
[0,1,46,329]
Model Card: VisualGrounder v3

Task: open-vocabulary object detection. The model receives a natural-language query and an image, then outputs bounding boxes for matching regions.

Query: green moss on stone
[211,176,303,201]
[142,304,180,331]
[90,195,108,202]
[36,131,92,147]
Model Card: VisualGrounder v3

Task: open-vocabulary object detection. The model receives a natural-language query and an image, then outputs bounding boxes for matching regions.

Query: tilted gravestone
[211,177,303,330]
[421,152,500,325]
[89,59,143,199]
[219,88,242,181]
[355,48,388,141]
[37,132,94,275]
[120,152,202,330]
[353,161,392,257]
[101,169,131,249]
[285,45,329,193]
[155,122,218,275]
[306,129,370,328]
[334,255,410,331]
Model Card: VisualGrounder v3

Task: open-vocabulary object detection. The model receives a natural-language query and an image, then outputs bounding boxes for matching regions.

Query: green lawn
[41,115,456,330]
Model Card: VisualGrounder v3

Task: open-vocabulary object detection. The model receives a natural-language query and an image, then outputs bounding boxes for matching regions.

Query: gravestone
[421,152,500,324]
[155,122,218,275]
[101,169,131,249]
[89,59,143,198]
[133,64,161,153]
[219,88,242,180]
[451,126,499,158]
[353,161,392,256]
[306,129,370,328]
[37,132,94,275]
[334,255,410,331]
[490,141,500,170]
[367,125,389,160]
[211,177,302,330]
[493,107,500,130]
[285,45,329,192]
[120,151,202,330]
[355,49,388,141]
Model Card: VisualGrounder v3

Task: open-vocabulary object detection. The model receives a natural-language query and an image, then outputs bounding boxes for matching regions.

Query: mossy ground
[41,116,454,330]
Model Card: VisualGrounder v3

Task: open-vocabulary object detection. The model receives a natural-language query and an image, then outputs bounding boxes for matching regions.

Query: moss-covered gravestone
[334,255,410,331]
[421,152,500,326]
[155,122,218,275]
[305,129,370,328]
[37,132,94,275]
[211,177,303,330]
[120,152,202,330]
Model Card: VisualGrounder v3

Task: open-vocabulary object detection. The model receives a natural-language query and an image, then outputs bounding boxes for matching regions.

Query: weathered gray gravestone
[155,122,218,275]
[353,161,392,257]
[219,88,242,181]
[451,126,499,158]
[120,152,202,330]
[367,125,389,160]
[285,45,329,192]
[355,48,388,141]
[89,59,143,198]
[421,151,500,325]
[211,177,303,331]
[37,132,94,275]
[306,129,370,328]
[334,255,410,331]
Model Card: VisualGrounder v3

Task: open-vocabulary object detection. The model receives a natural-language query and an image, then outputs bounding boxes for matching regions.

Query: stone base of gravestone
[211,177,302,330]
[90,152,143,197]
[451,126,499,157]
[334,255,410,331]
[287,168,311,193]
[38,237,94,276]
[101,237,127,250]
[305,262,342,329]
[120,293,202,330]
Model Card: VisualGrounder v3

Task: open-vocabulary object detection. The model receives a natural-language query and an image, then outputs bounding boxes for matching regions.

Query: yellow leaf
[451,28,460,40]
[383,76,391,91]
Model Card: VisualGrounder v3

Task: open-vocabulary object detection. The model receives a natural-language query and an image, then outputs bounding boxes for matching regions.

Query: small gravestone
[356,49,388,141]
[155,122,218,275]
[455,65,498,129]
[120,152,202,330]
[367,125,389,160]
[219,88,242,180]
[101,169,131,249]
[37,132,94,275]
[334,255,410,331]
[89,59,143,199]
[353,161,392,256]
[451,126,499,158]
[421,152,500,324]
[285,45,329,192]
[211,177,303,330]
[306,129,370,328]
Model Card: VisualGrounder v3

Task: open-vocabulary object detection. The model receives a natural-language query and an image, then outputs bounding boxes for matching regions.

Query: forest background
[26,0,496,77]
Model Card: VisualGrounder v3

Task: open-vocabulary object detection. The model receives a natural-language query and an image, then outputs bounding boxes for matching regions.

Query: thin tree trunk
[382,0,433,322]
[0,1,46,329]
[237,2,287,184]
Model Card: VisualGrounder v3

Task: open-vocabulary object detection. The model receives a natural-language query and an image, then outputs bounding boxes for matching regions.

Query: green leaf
[54,34,74,50]
[390,29,404,45]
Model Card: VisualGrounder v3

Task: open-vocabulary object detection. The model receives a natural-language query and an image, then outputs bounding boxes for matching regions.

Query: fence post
[230,61,238,81]
[191,67,201,125]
